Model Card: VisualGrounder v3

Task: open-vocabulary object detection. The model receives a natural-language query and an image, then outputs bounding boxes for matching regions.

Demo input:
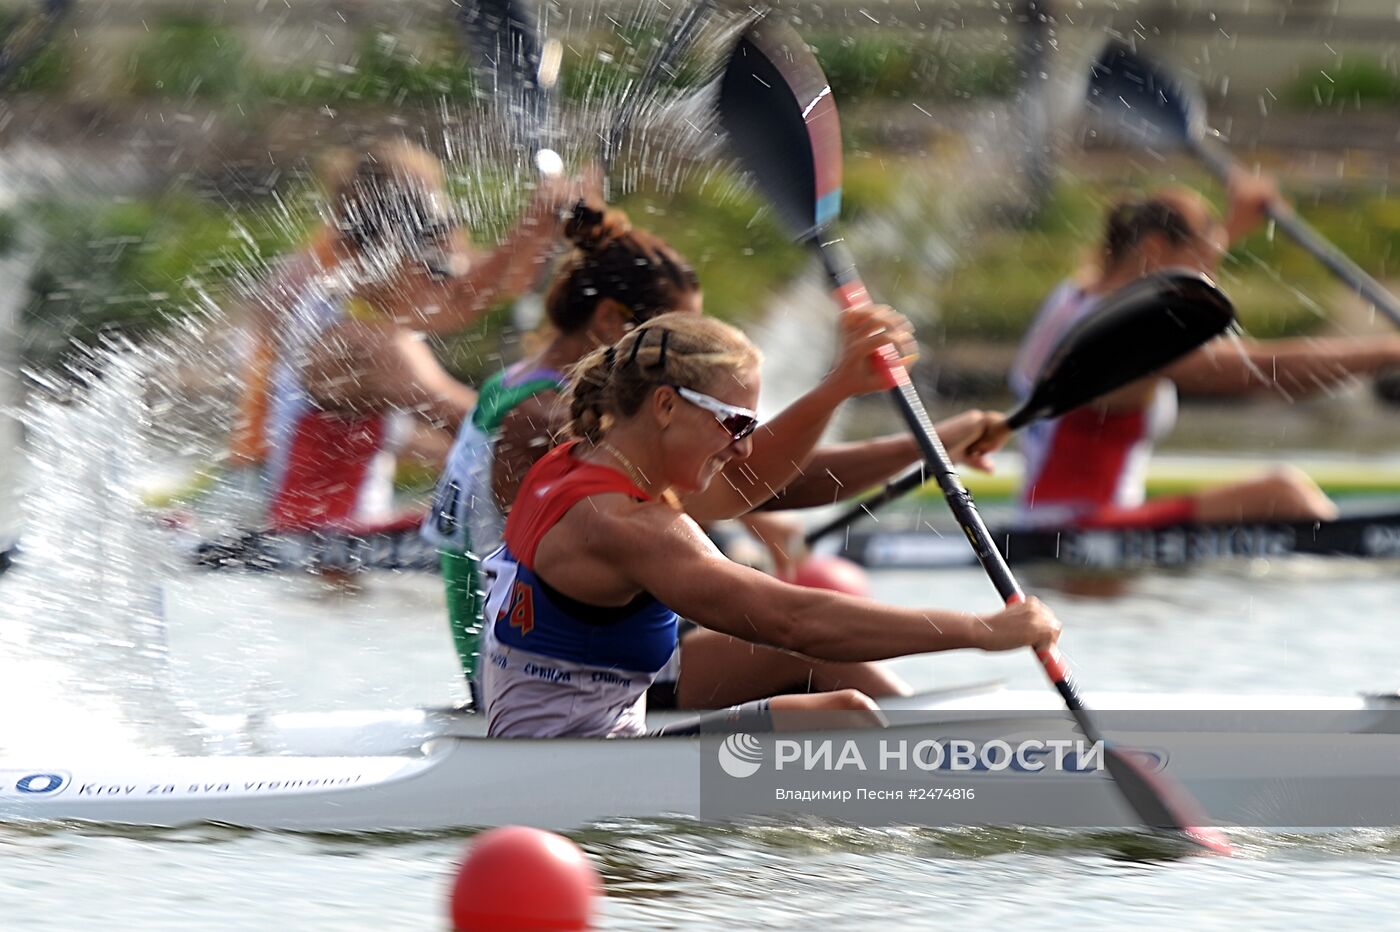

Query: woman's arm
[683,305,917,522]
[1163,335,1400,397]
[570,504,1061,661]
[757,411,1010,510]
[390,196,562,335]
[756,434,919,510]
[639,513,1058,659]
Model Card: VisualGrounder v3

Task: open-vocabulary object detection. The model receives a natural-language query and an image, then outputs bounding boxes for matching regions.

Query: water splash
[0,343,202,754]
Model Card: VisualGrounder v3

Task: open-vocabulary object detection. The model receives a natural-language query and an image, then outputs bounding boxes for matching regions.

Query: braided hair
[545,201,701,333]
[565,313,760,445]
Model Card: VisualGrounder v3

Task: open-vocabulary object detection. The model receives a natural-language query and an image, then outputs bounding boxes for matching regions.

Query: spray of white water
[0,345,204,755]
[0,138,200,754]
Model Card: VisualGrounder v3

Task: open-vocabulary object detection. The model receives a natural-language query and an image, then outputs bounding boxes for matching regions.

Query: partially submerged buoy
[451,826,600,931]
[788,554,870,597]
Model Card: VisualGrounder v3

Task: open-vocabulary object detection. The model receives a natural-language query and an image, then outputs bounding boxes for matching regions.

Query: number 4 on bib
[506,581,534,635]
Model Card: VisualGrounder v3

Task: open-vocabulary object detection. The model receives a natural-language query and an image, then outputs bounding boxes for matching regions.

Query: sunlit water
[4,556,1400,928]
[4,10,1400,926]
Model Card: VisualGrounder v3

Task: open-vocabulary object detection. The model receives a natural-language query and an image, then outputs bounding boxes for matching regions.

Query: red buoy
[788,554,870,596]
[451,826,600,931]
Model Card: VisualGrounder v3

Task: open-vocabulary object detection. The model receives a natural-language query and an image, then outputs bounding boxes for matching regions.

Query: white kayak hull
[0,737,707,834]
[189,683,1012,756]
[192,685,1400,758]
[5,687,1400,834]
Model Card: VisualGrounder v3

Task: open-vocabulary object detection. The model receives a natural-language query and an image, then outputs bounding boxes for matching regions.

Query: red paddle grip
[832,280,870,310]
[830,281,904,391]
[1036,646,1069,684]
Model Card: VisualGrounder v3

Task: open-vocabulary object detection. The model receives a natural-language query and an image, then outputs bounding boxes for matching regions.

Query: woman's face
[656,362,759,494]
[339,180,457,285]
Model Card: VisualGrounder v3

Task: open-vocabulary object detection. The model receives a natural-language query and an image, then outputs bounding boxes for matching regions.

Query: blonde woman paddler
[426,202,1012,711]
[478,314,1060,738]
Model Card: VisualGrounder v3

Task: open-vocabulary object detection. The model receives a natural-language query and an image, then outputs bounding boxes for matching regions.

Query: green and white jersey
[423,362,567,555]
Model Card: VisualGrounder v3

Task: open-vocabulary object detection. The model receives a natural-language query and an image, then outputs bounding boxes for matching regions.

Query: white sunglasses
[670,385,760,442]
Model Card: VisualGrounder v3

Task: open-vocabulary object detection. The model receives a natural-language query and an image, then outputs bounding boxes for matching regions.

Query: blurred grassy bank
[9,12,1400,377]
[16,160,1399,379]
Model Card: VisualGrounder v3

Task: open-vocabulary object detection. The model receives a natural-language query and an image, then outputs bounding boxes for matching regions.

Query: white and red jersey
[254,259,403,531]
[1010,281,1180,527]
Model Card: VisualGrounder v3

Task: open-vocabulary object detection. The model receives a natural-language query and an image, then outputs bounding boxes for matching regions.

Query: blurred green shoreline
[6,11,1400,384]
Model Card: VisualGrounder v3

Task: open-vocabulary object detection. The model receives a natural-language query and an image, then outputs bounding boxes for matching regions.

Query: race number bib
[480,545,519,626]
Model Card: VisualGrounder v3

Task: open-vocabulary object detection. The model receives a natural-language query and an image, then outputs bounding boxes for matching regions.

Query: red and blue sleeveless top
[479,441,680,737]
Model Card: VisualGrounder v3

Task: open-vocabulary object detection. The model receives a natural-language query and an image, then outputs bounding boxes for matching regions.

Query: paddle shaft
[1186,136,1400,329]
[802,379,1043,547]
[816,237,1097,729]
[803,466,924,547]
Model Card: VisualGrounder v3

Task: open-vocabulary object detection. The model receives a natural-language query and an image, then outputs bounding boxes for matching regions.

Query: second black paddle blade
[1086,38,1203,149]
[717,14,844,240]
[1008,270,1235,429]
[1104,745,1232,855]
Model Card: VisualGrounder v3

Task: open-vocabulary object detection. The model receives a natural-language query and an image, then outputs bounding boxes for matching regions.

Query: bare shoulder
[497,390,564,449]
[562,494,719,561]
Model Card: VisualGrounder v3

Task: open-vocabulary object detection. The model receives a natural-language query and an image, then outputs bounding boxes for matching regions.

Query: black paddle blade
[457,0,546,137]
[1007,270,1235,429]
[1104,746,1232,854]
[717,14,844,240]
[1086,38,1204,149]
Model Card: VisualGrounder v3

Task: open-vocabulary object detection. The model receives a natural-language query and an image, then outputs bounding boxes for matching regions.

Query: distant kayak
[947,454,1400,503]
[841,508,1400,571]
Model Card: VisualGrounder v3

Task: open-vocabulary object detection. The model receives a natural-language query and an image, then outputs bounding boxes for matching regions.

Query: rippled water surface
[4,561,1400,929]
